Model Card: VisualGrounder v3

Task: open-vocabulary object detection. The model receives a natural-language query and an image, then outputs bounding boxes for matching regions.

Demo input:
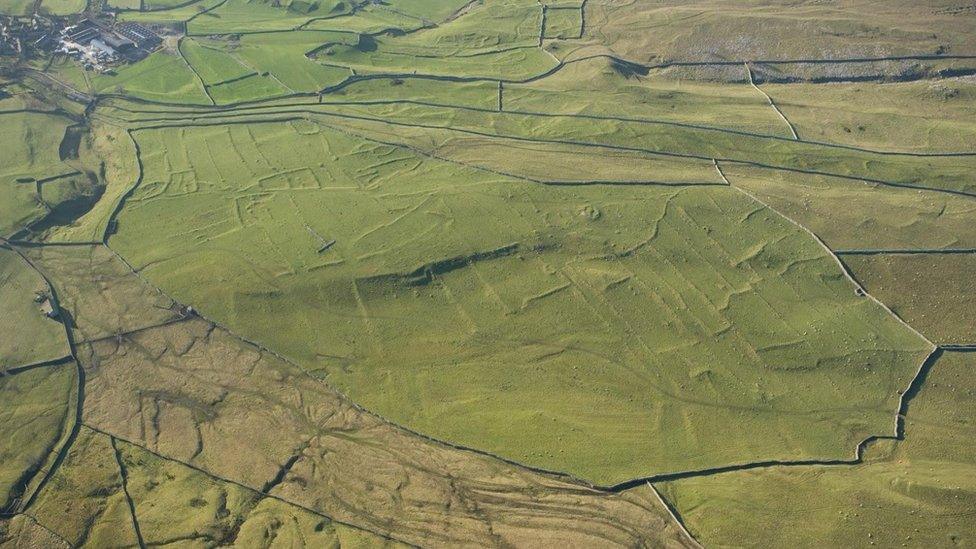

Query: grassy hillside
[3,0,976,545]
[657,350,976,548]
[108,121,930,483]
[0,247,68,371]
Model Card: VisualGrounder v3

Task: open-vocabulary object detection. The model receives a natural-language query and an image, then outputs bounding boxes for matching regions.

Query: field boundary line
[646,482,704,549]
[110,436,146,549]
[81,425,418,548]
[100,95,976,158]
[745,63,799,139]
[1,355,74,377]
[835,248,976,255]
[722,161,936,348]
[941,344,976,351]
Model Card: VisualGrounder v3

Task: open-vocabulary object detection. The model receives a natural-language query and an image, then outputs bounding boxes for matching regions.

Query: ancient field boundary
[646,481,704,549]
[82,424,417,548]
[100,96,976,158]
[15,513,72,547]
[110,435,147,549]
[115,106,976,200]
[176,37,216,106]
[119,112,723,188]
[78,316,192,345]
[317,118,724,188]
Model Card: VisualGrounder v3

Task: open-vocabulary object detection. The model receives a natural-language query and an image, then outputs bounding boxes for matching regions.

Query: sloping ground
[106,120,930,484]
[29,427,406,548]
[17,243,693,547]
[656,350,976,547]
[0,111,80,237]
[581,0,976,73]
[0,247,68,371]
[3,0,976,545]
[763,78,976,153]
[0,363,75,514]
[24,245,182,342]
[842,254,976,345]
[723,165,976,250]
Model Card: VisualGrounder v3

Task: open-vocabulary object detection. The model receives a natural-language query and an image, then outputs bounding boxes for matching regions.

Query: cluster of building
[0,14,161,73]
[57,19,161,72]
[0,15,60,56]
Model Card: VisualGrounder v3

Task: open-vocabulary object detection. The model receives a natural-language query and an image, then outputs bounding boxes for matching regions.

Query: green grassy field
[0,0,32,15]
[38,0,85,14]
[657,349,976,548]
[86,51,212,105]
[0,363,75,513]
[0,111,78,236]
[842,254,976,345]
[0,247,68,371]
[765,79,976,153]
[723,164,976,250]
[106,120,931,484]
[4,0,976,545]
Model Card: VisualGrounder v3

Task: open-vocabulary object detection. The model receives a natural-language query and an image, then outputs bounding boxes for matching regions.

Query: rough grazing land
[2,0,975,547]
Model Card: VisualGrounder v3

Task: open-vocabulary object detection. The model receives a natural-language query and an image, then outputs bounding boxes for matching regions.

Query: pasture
[842,254,976,345]
[3,0,976,545]
[0,247,67,371]
[0,363,75,513]
[657,350,976,547]
[108,120,930,484]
